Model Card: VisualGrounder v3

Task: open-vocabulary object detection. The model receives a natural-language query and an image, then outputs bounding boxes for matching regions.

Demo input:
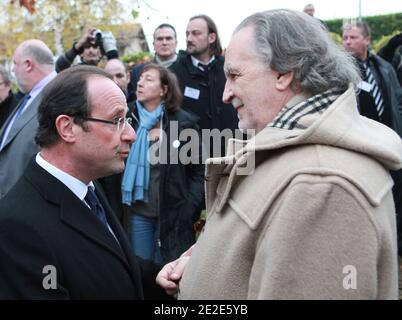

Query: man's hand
[75,28,97,52]
[156,245,194,296]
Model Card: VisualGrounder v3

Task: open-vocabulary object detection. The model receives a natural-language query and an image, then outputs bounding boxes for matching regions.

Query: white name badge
[357,81,373,93]
[184,87,200,100]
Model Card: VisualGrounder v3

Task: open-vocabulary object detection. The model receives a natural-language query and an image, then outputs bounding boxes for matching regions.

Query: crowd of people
[0,4,402,300]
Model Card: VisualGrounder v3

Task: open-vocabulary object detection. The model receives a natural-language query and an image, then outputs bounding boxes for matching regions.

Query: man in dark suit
[0,40,57,199]
[0,66,165,299]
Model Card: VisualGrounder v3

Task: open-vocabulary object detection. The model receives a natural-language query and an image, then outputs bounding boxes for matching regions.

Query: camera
[92,30,116,54]
[95,29,104,48]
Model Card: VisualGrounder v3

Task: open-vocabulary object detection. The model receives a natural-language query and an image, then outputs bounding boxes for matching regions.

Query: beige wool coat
[178,87,402,300]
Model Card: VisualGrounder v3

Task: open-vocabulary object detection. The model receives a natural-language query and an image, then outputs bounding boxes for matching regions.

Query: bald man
[104,59,131,102]
[0,40,56,199]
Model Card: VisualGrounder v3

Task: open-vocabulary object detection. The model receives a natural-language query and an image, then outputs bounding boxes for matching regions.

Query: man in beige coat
[156,9,402,299]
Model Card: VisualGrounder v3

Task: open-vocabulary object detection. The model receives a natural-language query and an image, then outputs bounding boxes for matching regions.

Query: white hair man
[157,9,402,300]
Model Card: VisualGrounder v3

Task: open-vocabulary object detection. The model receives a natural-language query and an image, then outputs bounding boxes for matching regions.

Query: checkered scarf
[268,89,345,130]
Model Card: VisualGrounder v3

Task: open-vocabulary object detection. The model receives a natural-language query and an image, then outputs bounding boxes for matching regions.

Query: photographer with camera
[55,27,118,73]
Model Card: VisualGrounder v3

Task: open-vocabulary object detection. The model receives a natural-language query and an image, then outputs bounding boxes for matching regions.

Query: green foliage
[325,12,402,44]
[0,0,125,60]
[329,32,342,45]
[372,30,401,53]
[121,51,153,68]
[325,18,344,37]
[131,9,139,20]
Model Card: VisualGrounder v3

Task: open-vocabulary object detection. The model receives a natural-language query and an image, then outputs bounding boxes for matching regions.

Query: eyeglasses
[84,117,132,132]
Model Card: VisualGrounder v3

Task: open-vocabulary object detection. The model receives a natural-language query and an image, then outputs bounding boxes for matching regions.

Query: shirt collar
[191,55,215,70]
[155,54,177,68]
[17,71,57,116]
[36,152,94,201]
[29,70,57,102]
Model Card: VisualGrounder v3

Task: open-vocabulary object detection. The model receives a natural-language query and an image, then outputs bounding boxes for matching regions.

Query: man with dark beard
[170,15,239,158]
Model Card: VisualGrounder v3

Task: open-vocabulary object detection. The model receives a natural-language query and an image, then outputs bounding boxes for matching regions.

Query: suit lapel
[1,93,41,150]
[95,183,144,295]
[59,193,132,268]
[24,160,132,270]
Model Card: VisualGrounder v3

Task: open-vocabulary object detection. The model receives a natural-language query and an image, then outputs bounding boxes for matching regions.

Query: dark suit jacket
[0,159,165,299]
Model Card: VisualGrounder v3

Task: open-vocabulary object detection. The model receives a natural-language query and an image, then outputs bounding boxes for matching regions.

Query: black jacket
[0,90,20,129]
[100,104,205,262]
[355,53,402,255]
[377,36,402,86]
[170,52,239,157]
[356,53,402,137]
[0,159,165,299]
[392,48,402,87]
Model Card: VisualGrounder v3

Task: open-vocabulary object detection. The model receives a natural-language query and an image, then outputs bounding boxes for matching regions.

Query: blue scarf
[122,101,164,205]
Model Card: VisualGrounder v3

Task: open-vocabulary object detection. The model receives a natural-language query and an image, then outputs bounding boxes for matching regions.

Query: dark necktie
[0,94,31,150]
[85,187,108,227]
[364,63,384,119]
[13,94,31,121]
[198,62,209,72]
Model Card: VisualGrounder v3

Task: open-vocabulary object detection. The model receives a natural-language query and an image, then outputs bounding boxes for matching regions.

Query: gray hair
[153,23,177,40]
[234,9,361,95]
[20,41,54,66]
[303,4,315,11]
[0,65,11,85]
[342,21,371,38]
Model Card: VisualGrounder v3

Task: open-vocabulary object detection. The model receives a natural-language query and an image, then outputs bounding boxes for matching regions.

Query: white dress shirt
[191,55,215,71]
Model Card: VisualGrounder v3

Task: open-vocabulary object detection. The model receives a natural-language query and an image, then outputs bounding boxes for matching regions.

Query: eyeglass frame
[83,116,132,132]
